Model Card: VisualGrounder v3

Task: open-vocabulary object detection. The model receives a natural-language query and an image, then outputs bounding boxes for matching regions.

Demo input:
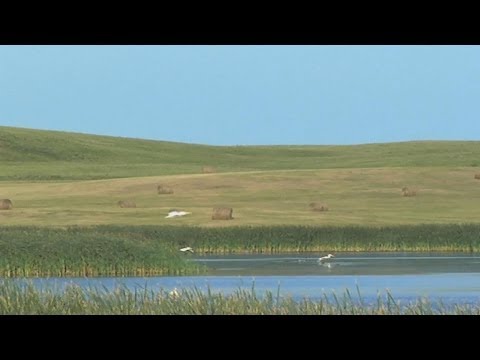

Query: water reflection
[8,252,480,306]
[192,252,480,276]
[22,272,480,306]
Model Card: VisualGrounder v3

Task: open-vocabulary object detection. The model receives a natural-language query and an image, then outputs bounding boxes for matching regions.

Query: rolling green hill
[1,125,480,228]
[1,126,480,266]
[1,126,480,180]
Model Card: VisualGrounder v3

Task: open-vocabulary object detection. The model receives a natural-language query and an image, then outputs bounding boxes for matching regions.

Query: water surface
[23,252,480,305]
[193,251,480,276]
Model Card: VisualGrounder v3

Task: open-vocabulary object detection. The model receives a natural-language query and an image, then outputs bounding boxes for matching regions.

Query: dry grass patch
[212,207,233,220]
[401,187,417,197]
[157,185,174,194]
[117,200,136,208]
[202,166,216,174]
[309,202,328,212]
[0,199,13,210]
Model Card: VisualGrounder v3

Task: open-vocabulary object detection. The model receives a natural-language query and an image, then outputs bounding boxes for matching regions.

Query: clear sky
[1,45,479,145]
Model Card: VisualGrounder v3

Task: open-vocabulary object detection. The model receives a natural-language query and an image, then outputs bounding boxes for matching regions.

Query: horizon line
[1,124,479,147]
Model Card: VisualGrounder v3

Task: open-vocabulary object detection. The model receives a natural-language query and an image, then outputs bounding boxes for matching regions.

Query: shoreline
[1,224,479,277]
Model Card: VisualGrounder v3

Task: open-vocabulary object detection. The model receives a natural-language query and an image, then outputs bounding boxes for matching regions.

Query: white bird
[318,254,335,263]
[165,210,191,218]
[179,247,194,253]
[169,288,180,298]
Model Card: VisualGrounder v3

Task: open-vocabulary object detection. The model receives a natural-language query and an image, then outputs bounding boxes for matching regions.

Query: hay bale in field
[117,200,136,208]
[401,187,417,197]
[212,207,233,220]
[157,185,174,194]
[202,166,216,174]
[474,173,480,180]
[0,199,13,210]
[309,202,328,212]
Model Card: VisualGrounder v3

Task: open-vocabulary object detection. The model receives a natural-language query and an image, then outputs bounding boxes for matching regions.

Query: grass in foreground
[0,281,478,315]
[0,225,479,277]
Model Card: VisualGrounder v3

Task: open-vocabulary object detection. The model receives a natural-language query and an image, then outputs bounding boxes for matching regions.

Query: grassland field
[1,126,480,276]
[2,126,480,227]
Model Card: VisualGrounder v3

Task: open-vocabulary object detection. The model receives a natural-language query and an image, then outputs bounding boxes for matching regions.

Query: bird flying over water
[318,254,335,263]
[180,247,194,253]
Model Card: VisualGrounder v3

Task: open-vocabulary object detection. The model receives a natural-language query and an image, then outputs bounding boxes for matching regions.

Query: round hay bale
[0,199,13,210]
[157,185,174,194]
[401,187,417,197]
[212,207,233,220]
[474,173,480,180]
[309,202,328,212]
[117,200,136,208]
[202,166,216,174]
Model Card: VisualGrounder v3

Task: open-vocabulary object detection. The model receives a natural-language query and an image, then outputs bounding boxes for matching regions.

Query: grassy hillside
[1,126,480,228]
[1,126,480,268]
[1,126,480,180]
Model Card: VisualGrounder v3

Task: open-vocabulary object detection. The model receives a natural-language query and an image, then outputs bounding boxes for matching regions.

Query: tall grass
[0,224,479,277]
[0,227,204,277]
[0,280,478,315]
[88,223,480,253]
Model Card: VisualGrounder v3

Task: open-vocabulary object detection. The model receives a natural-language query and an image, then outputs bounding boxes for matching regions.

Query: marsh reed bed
[0,280,478,315]
[1,224,479,277]
[0,227,203,277]
[86,223,480,253]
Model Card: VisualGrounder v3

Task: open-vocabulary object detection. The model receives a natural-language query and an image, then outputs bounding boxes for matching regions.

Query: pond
[23,252,480,305]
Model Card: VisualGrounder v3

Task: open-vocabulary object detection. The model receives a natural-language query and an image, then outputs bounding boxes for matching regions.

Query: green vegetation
[0,280,478,315]
[2,126,480,180]
[2,166,480,227]
[2,126,480,228]
[0,226,205,277]
[0,225,478,278]
[2,126,480,256]
[137,224,480,253]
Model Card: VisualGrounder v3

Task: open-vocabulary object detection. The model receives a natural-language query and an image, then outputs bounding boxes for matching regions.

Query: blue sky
[1,45,479,145]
